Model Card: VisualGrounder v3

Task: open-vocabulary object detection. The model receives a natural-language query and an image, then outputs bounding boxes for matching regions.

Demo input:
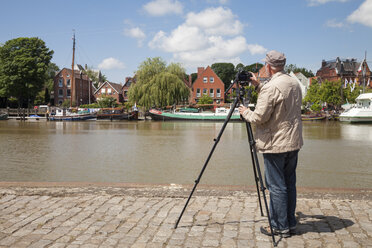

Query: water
[0,120,371,189]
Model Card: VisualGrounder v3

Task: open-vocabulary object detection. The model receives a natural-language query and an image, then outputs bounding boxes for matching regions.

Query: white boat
[149,106,245,121]
[339,93,372,123]
[49,108,97,121]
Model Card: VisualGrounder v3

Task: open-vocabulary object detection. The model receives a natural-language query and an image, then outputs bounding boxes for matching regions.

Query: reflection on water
[0,120,371,189]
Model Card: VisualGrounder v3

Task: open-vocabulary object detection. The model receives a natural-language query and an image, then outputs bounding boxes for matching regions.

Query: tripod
[174,78,277,246]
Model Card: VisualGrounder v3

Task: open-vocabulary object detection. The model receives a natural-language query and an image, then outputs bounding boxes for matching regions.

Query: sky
[1,0,372,84]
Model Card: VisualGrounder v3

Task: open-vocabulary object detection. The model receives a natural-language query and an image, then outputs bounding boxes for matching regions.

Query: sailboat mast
[71,30,76,108]
[363,51,367,94]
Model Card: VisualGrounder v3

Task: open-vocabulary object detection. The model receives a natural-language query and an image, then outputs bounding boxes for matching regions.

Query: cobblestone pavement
[0,183,371,248]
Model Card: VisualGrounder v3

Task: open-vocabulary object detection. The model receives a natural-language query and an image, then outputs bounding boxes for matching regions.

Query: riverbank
[0,183,371,247]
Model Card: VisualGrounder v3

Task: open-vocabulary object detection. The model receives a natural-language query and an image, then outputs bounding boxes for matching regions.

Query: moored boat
[97,108,138,121]
[339,93,372,123]
[301,113,326,121]
[49,108,96,121]
[149,107,242,121]
[0,113,8,120]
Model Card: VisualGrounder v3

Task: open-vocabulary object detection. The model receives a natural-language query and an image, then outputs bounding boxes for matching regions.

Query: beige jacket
[242,71,303,153]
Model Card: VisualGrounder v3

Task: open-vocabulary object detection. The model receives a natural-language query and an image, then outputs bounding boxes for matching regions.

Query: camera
[236,70,253,84]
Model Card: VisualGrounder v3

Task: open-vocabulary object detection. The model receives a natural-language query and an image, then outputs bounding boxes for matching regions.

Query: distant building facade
[191,66,225,104]
[94,81,124,103]
[122,77,136,102]
[316,57,371,87]
[53,68,94,106]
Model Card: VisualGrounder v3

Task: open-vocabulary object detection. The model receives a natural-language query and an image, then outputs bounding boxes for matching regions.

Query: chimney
[188,75,192,86]
[197,67,204,77]
[321,60,326,67]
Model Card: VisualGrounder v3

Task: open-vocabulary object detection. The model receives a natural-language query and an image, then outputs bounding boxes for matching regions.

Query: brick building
[94,81,124,103]
[53,68,94,106]
[316,57,371,87]
[122,77,136,102]
[191,66,225,104]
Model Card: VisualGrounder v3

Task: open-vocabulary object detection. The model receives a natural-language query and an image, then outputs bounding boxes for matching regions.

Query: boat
[0,113,8,120]
[339,93,372,123]
[49,108,97,121]
[97,108,138,121]
[149,107,242,121]
[301,113,326,121]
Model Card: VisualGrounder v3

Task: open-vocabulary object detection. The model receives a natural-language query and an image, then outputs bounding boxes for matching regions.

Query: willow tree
[128,57,190,109]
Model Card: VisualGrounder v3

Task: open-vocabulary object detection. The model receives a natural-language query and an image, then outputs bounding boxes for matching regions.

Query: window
[210,77,214,83]
[216,88,221,97]
[108,88,112,95]
[66,79,71,87]
[210,88,214,97]
[58,89,63,97]
[67,89,71,98]
[203,88,207,95]
[67,74,70,77]
[58,79,63,87]
[196,88,201,97]
[101,88,106,94]
[124,91,128,97]
[203,77,207,83]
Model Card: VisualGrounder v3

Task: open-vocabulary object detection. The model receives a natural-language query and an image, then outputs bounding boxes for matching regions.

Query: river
[0,120,371,189]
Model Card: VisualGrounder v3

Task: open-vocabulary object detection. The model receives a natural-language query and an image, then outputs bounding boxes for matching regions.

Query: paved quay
[0,182,371,248]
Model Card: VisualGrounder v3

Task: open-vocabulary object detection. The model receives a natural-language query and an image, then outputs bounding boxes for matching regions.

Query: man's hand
[249,72,259,87]
[238,105,248,115]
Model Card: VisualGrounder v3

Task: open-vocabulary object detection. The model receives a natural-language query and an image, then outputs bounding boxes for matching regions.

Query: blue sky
[1,0,371,84]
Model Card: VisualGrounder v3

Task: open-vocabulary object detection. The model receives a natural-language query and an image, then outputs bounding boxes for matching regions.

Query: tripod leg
[174,97,241,229]
[246,123,277,246]
[245,122,264,216]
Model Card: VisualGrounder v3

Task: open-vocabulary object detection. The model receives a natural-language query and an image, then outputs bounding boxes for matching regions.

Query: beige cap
[264,50,286,67]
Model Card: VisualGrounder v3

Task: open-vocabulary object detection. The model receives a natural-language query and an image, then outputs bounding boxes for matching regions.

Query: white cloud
[186,7,243,36]
[148,7,266,69]
[143,0,183,16]
[307,0,349,6]
[325,19,345,28]
[98,58,125,70]
[347,0,372,28]
[124,27,146,47]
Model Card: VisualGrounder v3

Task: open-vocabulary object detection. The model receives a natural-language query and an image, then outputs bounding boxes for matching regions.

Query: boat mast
[363,51,367,94]
[71,30,76,108]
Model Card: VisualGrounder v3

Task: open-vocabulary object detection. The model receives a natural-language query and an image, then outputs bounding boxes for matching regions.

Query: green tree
[320,80,342,107]
[97,96,118,108]
[198,94,213,104]
[211,63,235,89]
[84,66,107,88]
[128,57,190,109]
[244,63,263,73]
[303,79,322,110]
[285,64,314,78]
[0,37,53,107]
[190,73,198,83]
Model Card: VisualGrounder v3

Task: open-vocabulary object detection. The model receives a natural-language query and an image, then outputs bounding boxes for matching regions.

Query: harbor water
[0,120,371,189]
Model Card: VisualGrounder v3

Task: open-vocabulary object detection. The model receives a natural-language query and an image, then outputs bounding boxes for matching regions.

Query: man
[238,50,303,237]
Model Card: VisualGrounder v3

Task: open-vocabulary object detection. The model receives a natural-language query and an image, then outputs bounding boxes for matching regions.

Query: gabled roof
[94,81,123,94]
[55,68,90,81]
[193,66,224,86]
[123,77,136,88]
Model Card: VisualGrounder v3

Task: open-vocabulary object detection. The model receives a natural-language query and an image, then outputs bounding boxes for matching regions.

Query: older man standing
[239,50,303,237]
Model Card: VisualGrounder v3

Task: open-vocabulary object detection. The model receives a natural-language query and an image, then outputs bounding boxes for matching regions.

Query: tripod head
[225,69,254,108]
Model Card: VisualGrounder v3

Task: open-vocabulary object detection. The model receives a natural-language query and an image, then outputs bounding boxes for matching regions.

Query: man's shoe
[260,226,290,238]
[289,226,296,235]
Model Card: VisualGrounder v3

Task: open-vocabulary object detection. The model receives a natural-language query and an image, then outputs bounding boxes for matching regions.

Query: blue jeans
[263,150,299,231]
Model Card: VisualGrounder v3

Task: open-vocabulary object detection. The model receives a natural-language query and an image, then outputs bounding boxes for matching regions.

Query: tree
[84,66,107,88]
[190,73,198,83]
[97,96,118,108]
[0,37,53,107]
[128,57,190,109]
[211,63,235,89]
[320,80,342,107]
[303,80,321,109]
[244,63,264,73]
[198,94,213,104]
[285,64,314,78]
